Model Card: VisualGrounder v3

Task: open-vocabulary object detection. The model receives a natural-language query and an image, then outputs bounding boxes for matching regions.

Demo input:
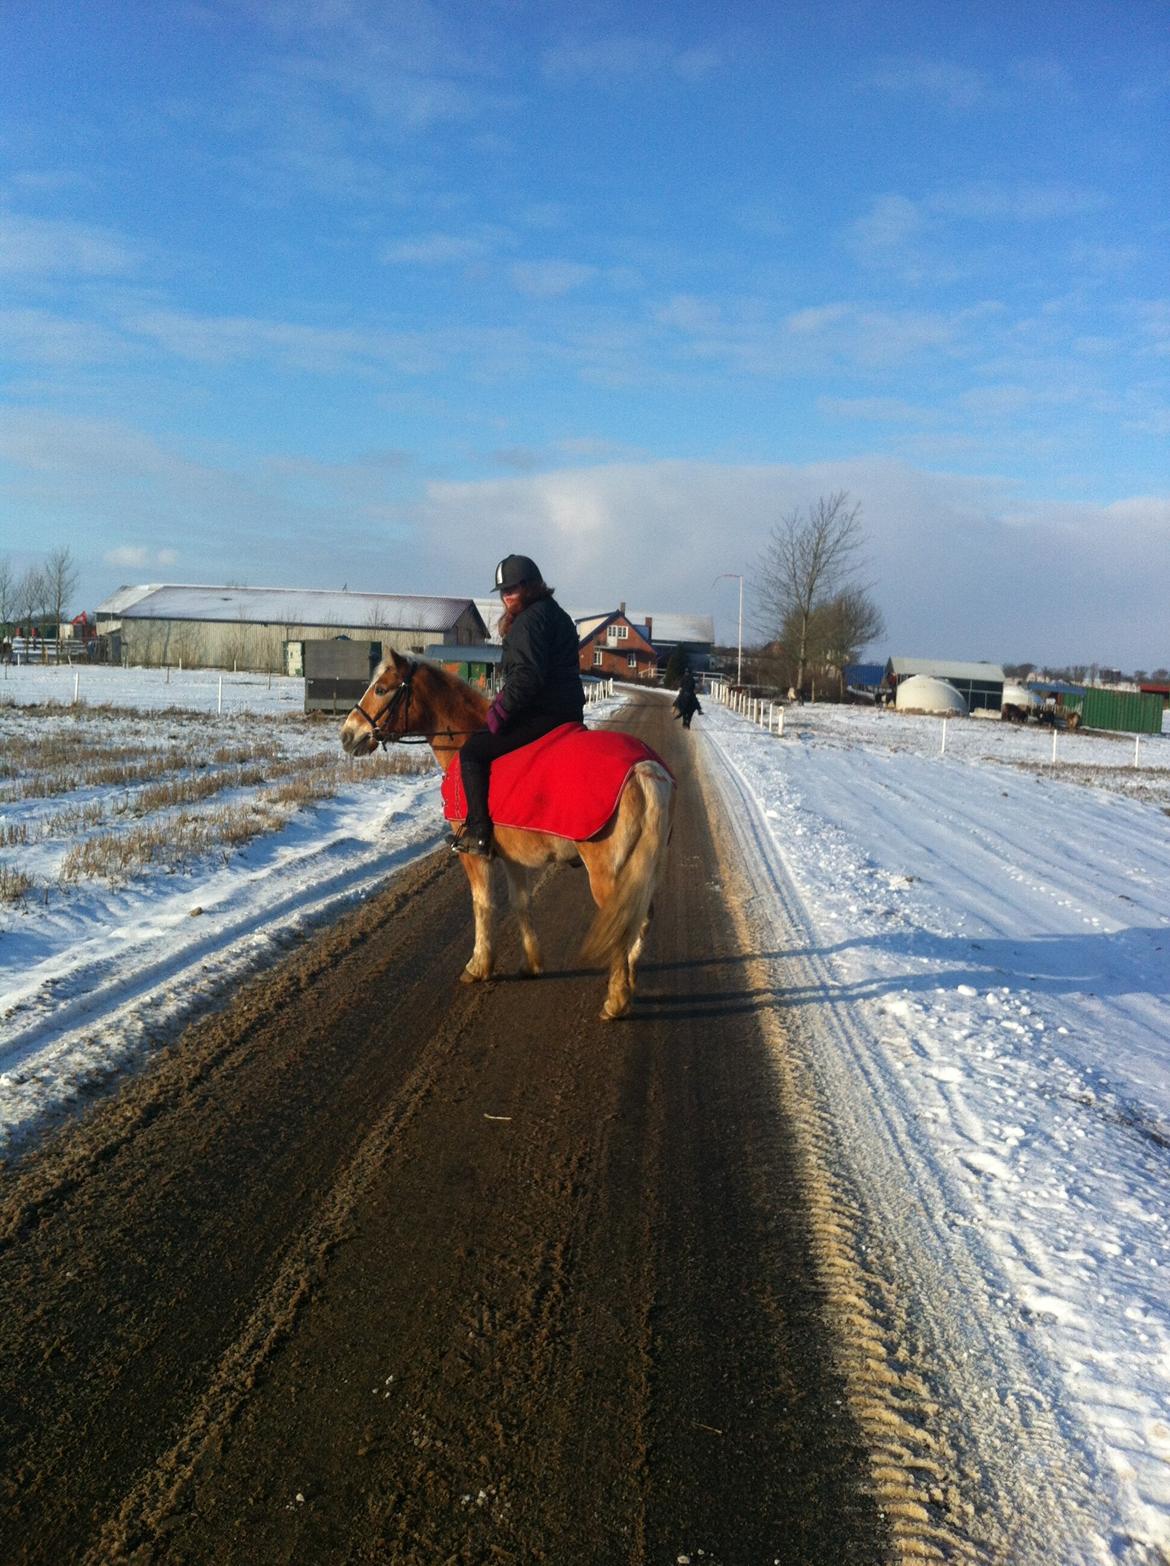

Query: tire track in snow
[699,727,1109,1565]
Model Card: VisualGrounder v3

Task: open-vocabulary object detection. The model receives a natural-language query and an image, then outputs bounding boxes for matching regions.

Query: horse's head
[341,650,416,757]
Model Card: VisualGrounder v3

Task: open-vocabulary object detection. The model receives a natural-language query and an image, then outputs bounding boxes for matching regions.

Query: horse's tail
[580,761,674,966]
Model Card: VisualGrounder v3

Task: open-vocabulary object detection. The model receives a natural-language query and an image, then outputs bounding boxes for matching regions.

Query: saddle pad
[441,722,671,841]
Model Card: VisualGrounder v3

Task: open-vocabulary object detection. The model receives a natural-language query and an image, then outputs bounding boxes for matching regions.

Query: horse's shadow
[491,924,1169,1023]
[765,923,1170,1008]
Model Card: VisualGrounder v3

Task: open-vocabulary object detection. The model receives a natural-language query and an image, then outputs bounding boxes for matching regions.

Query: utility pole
[713,573,743,683]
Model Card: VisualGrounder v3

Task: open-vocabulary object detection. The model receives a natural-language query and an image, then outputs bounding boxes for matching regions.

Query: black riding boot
[450,820,492,857]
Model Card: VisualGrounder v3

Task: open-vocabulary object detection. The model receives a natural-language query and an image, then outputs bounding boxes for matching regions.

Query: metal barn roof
[96,584,484,634]
[888,656,1005,683]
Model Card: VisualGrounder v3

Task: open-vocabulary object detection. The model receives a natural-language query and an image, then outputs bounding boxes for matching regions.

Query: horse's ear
[388,649,408,673]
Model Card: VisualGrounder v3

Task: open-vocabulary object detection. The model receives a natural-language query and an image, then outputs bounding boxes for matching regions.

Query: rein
[349,659,486,747]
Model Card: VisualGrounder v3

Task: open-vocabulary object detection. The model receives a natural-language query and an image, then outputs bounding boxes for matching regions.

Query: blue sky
[1,0,1167,666]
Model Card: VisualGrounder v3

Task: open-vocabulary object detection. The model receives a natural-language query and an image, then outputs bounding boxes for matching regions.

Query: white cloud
[411,458,1170,666]
[542,35,719,85]
[931,182,1107,221]
[0,211,140,276]
[510,260,597,298]
[105,546,150,568]
[870,56,991,111]
[383,229,506,265]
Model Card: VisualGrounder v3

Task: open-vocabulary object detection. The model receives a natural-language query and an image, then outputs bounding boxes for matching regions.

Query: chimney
[645,615,653,640]
[619,601,626,617]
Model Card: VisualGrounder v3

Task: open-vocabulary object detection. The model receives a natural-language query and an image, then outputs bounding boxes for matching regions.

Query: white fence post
[217,675,224,714]
[1051,727,1058,765]
[73,670,80,703]
[1134,733,1141,768]
[940,717,947,756]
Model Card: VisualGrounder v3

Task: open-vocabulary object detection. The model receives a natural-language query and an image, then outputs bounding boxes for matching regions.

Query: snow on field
[2,664,1168,1556]
[0,664,619,1154]
[702,692,1170,1561]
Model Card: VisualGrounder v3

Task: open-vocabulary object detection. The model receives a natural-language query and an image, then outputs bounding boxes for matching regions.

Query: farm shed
[423,643,504,691]
[845,662,885,698]
[96,585,487,674]
[886,657,1005,712]
[1066,687,1163,735]
[894,675,968,715]
[303,639,382,714]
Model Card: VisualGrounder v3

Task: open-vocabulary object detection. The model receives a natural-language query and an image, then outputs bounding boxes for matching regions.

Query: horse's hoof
[599,1003,628,1021]
[461,965,491,984]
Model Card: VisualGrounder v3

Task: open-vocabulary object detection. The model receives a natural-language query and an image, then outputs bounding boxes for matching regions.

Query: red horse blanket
[441,722,670,841]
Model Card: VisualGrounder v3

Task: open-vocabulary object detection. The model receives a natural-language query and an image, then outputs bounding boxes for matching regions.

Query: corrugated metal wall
[119,617,471,672]
[1077,688,1163,734]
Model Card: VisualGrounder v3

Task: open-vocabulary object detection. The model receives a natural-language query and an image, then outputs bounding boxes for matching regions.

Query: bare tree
[817,588,887,696]
[0,556,14,636]
[755,491,873,696]
[17,566,46,633]
[43,546,79,637]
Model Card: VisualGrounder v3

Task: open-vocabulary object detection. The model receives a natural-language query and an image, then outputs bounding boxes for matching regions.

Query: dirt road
[0,693,891,1565]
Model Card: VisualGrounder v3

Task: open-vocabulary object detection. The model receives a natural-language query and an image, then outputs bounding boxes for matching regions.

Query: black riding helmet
[492,553,541,593]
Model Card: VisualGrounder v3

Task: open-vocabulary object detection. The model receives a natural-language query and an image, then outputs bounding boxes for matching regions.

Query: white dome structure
[895,675,968,715]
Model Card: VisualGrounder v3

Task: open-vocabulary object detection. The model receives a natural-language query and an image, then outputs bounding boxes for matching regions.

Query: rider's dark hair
[497,579,554,638]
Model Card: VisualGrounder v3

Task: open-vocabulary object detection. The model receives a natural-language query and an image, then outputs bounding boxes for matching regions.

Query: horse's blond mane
[409,656,488,723]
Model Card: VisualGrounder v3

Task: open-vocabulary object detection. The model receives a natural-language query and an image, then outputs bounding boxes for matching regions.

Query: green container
[1078,687,1162,734]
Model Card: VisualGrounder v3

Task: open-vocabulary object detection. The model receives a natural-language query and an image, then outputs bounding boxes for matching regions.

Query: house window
[608,623,628,642]
[627,652,637,668]
[593,647,603,666]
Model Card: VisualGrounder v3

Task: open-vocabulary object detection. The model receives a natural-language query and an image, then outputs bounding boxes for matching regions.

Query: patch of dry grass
[0,866,37,903]
[2,705,436,892]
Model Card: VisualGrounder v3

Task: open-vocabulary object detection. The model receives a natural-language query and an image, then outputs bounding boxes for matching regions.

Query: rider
[451,553,585,857]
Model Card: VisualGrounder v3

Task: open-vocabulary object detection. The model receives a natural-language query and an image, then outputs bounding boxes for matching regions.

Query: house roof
[95,584,486,635]
[887,656,1005,683]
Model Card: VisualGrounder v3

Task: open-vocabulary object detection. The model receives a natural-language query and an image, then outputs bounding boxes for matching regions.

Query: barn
[95,585,487,673]
[885,657,1006,713]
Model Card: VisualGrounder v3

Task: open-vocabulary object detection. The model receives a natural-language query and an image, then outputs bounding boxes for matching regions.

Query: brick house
[574,607,658,681]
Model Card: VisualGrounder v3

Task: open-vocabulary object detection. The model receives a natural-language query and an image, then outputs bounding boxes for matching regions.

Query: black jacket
[498,595,584,726]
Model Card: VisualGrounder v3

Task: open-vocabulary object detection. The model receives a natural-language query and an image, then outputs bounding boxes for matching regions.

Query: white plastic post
[778,706,784,736]
[1134,733,1140,768]
[73,670,80,702]
[941,717,947,756]
[1051,728,1058,765]
[217,675,223,714]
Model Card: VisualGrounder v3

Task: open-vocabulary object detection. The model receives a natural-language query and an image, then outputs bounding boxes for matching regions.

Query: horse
[340,652,675,1021]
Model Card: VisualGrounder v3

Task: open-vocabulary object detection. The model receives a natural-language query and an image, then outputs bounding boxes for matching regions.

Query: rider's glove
[485,695,507,734]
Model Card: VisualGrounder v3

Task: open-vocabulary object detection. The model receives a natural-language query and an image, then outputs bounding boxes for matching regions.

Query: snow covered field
[702,689,1170,1562]
[2,665,1168,1558]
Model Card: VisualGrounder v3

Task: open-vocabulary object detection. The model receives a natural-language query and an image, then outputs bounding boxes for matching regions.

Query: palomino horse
[340,651,674,1020]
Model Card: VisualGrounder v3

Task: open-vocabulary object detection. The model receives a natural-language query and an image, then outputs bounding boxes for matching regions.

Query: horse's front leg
[501,858,543,977]
[458,854,495,982]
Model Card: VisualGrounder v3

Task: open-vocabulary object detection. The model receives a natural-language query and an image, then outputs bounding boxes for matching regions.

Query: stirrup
[449,825,493,858]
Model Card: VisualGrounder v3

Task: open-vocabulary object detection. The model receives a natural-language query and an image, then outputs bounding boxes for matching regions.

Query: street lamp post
[713,573,743,684]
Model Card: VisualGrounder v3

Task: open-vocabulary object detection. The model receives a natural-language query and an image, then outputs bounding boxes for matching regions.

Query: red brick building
[574,609,658,681]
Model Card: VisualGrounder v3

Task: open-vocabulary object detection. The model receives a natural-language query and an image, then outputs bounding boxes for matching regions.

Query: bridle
[348,659,483,748]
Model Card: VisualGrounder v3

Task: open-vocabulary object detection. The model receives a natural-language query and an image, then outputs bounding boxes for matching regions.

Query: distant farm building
[626,610,715,673]
[885,657,1005,713]
[96,585,487,673]
[894,675,968,715]
[844,662,885,699]
[574,609,659,681]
